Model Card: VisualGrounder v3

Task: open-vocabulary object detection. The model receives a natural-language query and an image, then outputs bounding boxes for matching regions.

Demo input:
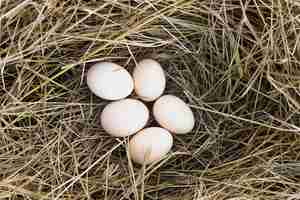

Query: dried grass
[1,0,300,199]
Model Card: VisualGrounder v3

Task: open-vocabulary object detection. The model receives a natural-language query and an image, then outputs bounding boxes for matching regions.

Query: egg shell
[129,127,173,165]
[153,95,195,134]
[133,59,166,102]
[101,99,149,137]
[87,62,133,100]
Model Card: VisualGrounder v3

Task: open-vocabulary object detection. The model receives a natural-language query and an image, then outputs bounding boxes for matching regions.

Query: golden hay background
[1,0,300,199]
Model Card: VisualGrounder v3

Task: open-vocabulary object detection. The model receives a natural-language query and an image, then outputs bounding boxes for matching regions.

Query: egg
[87,62,133,100]
[153,95,195,134]
[129,127,173,164]
[133,59,166,101]
[101,98,149,137]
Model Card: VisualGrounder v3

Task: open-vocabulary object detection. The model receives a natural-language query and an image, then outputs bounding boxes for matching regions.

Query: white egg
[133,59,166,102]
[153,95,195,134]
[101,98,149,137]
[129,127,173,165]
[87,62,133,100]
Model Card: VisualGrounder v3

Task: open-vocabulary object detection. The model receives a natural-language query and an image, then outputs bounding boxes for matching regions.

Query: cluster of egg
[87,59,195,165]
